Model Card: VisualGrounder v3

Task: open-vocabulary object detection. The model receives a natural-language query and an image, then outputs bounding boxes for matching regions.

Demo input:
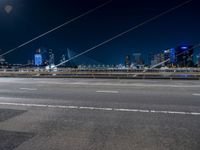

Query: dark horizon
[0,0,200,65]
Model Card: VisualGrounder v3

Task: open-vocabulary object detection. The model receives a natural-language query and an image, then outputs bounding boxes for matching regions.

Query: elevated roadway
[0,78,200,149]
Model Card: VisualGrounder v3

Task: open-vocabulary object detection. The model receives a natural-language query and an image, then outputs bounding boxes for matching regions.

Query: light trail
[55,0,192,68]
[0,0,112,57]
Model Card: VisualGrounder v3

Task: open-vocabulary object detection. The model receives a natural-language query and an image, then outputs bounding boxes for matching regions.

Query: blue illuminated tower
[164,48,175,67]
[34,48,43,66]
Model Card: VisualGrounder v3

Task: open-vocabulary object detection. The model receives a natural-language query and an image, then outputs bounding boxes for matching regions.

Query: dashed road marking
[20,88,37,91]
[1,79,200,88]
[96,90,119,93]
[192,93,200,96]
[0,102,200,116]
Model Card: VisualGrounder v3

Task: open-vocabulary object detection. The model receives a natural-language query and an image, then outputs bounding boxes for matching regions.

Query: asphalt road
[0,78,200,150]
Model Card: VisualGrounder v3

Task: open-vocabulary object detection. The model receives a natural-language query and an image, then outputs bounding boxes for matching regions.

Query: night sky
[0,0,200,64]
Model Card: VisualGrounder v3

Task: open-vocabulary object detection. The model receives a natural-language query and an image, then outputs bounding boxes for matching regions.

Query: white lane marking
[96,90,119,94]
[20,88,37,91]
[1,79,200,88]
[0,102,200,116]
[79,106,113,111]
[193,93,200,96]
[35,82,200,88]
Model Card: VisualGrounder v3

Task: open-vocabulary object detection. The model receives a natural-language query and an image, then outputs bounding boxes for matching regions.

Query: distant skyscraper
[34,54,42,66]
[34,48,42,66]
[175,45,194,67]
[34,48,49,66]
[48,49,55,66]
[164,48,175,67]
[125,55,131,67]
[152,53,164,67]
[132,53,143,66]
[40,48,48,65]
[148,52,154,66]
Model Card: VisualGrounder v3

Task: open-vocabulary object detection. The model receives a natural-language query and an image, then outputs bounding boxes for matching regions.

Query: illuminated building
[164,48,175,67]
[151,53,164,67]
[34,54,42,66]
[34,48,43,66]
[34,48,48,66]
[175,46,194,67]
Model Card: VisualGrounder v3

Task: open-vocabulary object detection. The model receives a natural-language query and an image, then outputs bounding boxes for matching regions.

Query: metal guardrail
[0,67,200,80]
[0,67,200,73]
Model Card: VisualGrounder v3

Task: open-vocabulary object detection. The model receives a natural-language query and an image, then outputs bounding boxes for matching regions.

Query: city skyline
[0,0,200,64]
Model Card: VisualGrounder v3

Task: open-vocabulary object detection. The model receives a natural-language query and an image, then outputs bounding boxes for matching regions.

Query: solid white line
[0,102,78,109]
[20,88,37,91]
[0,102,200,116]
[192,93,200,96]
[96,90,119,93]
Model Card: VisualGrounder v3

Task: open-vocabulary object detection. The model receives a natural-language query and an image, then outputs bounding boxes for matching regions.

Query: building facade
[175,46,194,67]
[132,53,143,66]
[164,48,175,67]
[125,55,131,67]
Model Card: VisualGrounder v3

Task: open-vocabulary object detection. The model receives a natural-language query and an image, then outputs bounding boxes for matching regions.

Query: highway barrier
[0,68,200,79]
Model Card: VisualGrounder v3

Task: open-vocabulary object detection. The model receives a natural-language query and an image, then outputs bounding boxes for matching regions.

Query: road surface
[0,78,200,150]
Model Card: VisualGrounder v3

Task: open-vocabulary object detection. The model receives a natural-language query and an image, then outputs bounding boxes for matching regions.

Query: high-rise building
[34,54,42,66]
[132,53,143,66]
[164,48,175,67]
[125,55,131,67]
[41,48,48,65]
[48,49,55,66]
[34,48,43,66]
[152,53,165,67]
[148,52,154,66]
[175,46,194,67]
